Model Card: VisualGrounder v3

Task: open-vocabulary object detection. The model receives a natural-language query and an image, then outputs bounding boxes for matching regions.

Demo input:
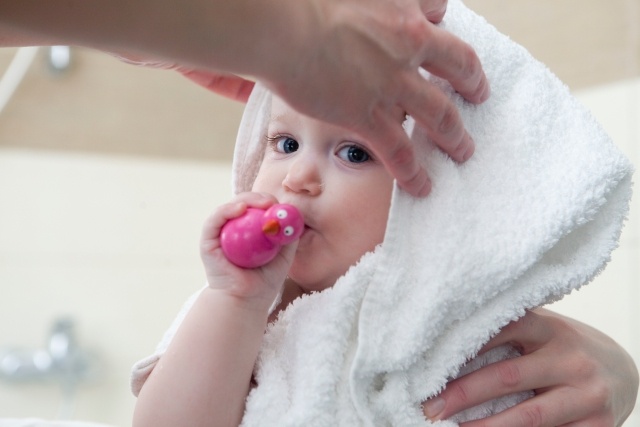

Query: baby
[132,94,398,426]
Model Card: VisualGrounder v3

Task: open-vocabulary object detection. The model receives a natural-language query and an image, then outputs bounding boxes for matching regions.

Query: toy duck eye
[283,226,294,236]
[276,209,288,219]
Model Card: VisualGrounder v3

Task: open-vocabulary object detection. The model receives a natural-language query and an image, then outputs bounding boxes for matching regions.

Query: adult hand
[423,308,639,426]
[1,0,489,197]
[261,0,489,197]
[111,0,488,197]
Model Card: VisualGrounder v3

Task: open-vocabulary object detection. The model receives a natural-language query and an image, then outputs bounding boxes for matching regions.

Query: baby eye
[269,136,299,154]
[276,209,288,219]
[337,145,371,164]
[283,226,294,236]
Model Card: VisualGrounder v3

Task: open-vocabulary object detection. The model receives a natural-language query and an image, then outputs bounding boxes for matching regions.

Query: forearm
[0,0,309,81]
[133,287,269,427]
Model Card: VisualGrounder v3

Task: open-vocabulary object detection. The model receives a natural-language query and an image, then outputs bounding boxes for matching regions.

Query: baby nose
[283,158,323,196]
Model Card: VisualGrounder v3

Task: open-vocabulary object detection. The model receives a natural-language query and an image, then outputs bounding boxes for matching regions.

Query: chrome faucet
[0,317,97,387]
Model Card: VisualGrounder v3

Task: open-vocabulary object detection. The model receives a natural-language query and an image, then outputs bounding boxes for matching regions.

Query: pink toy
[220,204,304,268]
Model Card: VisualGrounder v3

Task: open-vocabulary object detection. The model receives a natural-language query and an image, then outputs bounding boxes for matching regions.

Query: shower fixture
[0,317,98,388]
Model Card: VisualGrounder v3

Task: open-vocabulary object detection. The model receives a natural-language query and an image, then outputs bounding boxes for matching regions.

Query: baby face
[252,97,394,292]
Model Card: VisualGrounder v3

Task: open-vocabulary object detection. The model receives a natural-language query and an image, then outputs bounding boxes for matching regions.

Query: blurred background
[0,0,638,425]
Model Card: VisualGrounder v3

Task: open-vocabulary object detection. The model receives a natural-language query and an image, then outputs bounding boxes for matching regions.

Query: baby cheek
[252,159,290,195]
[251,168,275,194]
[350,199,389,253]
[366,190,392,247]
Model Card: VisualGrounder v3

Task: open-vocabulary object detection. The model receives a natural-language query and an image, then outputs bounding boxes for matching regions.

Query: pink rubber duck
[220,204,304,268]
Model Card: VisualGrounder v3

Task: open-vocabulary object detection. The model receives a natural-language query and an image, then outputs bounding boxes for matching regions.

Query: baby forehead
[268,96,305,123]
[267,97,361,141]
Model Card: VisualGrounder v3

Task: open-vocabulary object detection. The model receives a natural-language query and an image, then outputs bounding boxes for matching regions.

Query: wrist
[241,0,325,90]
[202,285,275,316]
[154,0,318,81]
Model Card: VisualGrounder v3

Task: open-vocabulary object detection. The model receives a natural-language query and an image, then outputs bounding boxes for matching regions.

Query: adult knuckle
[400,14,432,52]
[436,103,460,137]
[585,380,613,410]
[517,403,544,427]
[448,382,471,407]
[387,142,415,170]
[458,43,480,80]
[495,361,522,388]
[572,350,599,379]
[425,0,448,19]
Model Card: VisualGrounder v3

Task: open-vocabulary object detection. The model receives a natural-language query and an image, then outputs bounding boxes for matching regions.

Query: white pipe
[0,46,39,117]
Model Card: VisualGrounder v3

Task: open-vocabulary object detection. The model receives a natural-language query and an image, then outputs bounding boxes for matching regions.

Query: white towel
[131,0,633,425]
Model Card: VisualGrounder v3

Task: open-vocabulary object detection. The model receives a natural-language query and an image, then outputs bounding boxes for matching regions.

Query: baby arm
[133,193,296,427]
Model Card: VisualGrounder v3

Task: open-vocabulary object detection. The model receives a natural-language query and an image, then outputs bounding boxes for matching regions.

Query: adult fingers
[362,109,432,197]
[424,348,557,421]
[480,310,555,355]
[179,69,255,103]
[456,389,598,427]
[420,0,448,23]
[402,72,474,163]
[417,24,490,104]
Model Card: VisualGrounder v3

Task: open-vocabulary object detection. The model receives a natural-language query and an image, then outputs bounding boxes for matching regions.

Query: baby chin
[287,261,340,294]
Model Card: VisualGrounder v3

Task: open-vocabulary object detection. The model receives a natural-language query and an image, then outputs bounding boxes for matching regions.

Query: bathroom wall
[1,46,243,426]
[1,1,639,425]
[0,151,234,425]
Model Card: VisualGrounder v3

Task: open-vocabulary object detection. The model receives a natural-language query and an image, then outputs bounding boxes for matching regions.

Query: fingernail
[423,397,445,420]
[454,135,474,163]
[462,137,475,162]
[479,80,491,103]
[418,176,432,197]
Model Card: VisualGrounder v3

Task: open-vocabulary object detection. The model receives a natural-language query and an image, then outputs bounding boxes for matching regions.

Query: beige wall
[1,1,639,425]
[0,152,233,425]
[1,0,638,161]
[465,0,640,89]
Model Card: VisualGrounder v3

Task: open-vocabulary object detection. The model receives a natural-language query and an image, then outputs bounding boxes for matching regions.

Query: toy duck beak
[262,219,280,236]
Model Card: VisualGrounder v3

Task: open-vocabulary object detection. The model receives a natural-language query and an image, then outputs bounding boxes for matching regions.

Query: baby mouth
[301,224,313,237]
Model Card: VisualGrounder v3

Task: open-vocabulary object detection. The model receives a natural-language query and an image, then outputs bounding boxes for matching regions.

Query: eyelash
[336,144,373,164]
[266,134,297,153]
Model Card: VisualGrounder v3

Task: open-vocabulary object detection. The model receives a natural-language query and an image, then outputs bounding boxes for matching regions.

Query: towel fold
[131,0,633,425]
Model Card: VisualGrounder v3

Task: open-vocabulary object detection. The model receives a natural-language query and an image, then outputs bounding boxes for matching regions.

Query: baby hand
[221,203,303,268]
[200,192,299,306]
